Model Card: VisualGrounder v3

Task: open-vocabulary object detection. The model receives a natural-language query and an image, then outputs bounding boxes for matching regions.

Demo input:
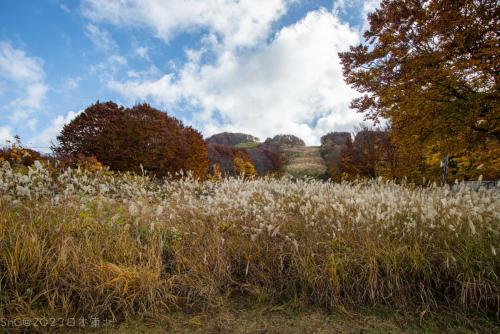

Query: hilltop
[206,132,259,146]
[205,132,337,179]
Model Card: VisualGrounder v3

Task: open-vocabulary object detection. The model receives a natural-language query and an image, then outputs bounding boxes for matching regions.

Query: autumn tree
[0,135,45,168]
[207,143,237,176]
[53,101,208,178]
[373,130,399,179]
[339,0,499,182]
[320,132,351,166]
[233,150,256,177]
[320,132,350,180]
[332,136,357,181]
[325,127,399,181]
[207,143,256,177]
[245,147,283,176]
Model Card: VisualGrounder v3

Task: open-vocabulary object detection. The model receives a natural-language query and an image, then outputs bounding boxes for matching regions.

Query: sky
[0,0,381,151]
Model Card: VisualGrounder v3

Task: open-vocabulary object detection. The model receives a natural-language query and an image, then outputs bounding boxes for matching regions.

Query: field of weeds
[0,161,498,331]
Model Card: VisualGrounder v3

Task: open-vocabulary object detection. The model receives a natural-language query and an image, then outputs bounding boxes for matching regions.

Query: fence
[452,180,499,191]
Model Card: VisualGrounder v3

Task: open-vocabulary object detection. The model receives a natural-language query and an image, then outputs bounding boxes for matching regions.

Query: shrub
[0,136,45,168]
[56,154,104,172]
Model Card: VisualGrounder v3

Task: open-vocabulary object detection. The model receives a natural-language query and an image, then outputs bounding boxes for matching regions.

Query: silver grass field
[0,161,498,325]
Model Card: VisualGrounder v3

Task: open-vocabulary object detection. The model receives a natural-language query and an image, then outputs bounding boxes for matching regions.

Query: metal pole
[440,155,449,187]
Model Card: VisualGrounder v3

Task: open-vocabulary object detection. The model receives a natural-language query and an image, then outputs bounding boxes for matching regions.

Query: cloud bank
[82,0,292,49]
[85,1,364,144]
[1,1,378,149]
[0,41,49,145]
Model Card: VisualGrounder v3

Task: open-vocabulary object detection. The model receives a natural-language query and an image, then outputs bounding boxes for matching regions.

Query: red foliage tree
[53,102,208,178]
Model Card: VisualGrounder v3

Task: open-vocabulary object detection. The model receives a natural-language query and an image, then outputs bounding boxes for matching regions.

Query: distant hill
[206,132,259,146]
[206,132,365,179]
[259,134,327,179]
[260,134,305,152]
[321,132,351,146]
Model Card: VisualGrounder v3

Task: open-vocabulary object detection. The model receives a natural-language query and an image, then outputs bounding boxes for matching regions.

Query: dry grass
[78,306,500,334]
[282,146,327,178]
[234,142,261,149]
[0,161,498,331]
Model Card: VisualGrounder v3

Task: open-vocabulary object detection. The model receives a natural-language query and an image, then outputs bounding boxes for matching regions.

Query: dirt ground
[74,306,498,334]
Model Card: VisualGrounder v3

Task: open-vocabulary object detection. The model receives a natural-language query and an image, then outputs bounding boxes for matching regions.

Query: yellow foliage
[207,163,223,181]
[422,136,500,182]
[233,156,256,177]
[0,135,45,169]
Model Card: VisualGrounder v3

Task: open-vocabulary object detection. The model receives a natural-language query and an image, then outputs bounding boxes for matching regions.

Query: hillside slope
[282,146,327,178]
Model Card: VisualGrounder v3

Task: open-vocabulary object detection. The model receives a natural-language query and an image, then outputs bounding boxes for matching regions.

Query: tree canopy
[339,0,499,181]
[54,102,208,178]
[206,132,260,146]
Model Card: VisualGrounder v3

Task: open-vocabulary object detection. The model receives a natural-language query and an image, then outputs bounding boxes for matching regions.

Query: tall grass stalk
[0,161,498,325]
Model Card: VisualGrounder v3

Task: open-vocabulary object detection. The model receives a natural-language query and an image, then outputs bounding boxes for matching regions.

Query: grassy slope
[282,146,327,178]
[232,143,329,178]
[234,142,261,149]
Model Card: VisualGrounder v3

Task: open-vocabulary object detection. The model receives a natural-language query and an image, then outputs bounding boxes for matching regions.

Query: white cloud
[108,54,127,66]
[135,46,149,59]
[10,83,48,110]
[0,126,14,146]
[0,41,48,122]
[82,0,292,49]
[108,73,179,103]
[62,77,81,91]
[333,0,381,33]
[0,41,44,83]
[108,9,362,145]
[27,118,38,131]
[84,23,117,52]
[7,82,48,122]
[89,54,128,80]
[28,111,81,151]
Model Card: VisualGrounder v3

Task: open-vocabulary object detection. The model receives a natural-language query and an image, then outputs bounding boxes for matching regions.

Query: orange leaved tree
[339,0,499,182]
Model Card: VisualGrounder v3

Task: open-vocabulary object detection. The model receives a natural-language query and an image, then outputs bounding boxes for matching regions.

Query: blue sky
[0,0,380,150]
